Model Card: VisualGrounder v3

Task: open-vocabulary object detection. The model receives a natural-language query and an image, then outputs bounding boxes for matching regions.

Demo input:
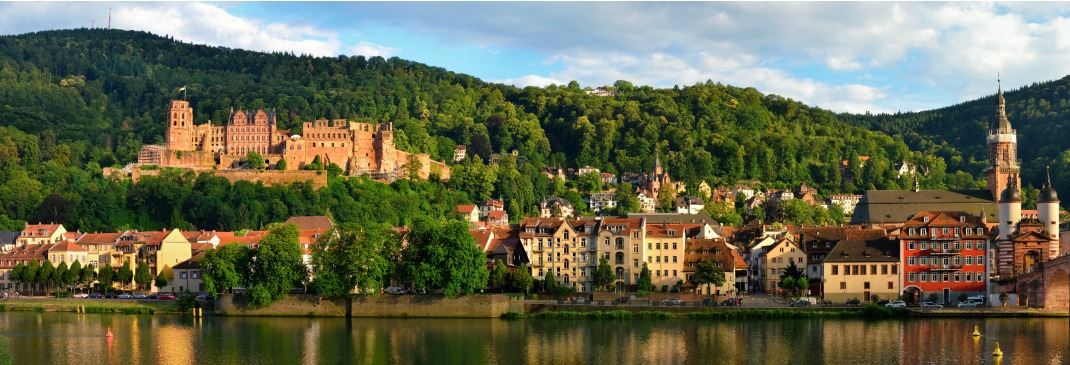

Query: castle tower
[998,175,1022,241]
[985,79,1020,200]
[166,100,194,151]
[1037,167,1060,240]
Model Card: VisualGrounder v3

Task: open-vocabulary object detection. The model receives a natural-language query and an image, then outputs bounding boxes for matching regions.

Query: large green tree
[489,259,509,292]
[636,263,653,292]
[694,258,726,297]
[310,224,397,298]
[117,261,134,291]
[403,219,489,298]
[594,257,615,291]
[55,262,69,292]
[134,263,152,292]
[246,223,307,309]
[201,244,253,296]
[38,261,54,295]
[512,263,534,295]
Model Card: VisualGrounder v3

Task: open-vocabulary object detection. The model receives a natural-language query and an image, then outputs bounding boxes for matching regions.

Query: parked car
[147,293,159,300]
[73,293,89,298]
[845,298,861,305]
[957,299,982,308]
[876,299,890,306]
[195,293,214,302]
[884,300,907,308]
[158,294,176,300]
[701,298,719,307]
[104,292,117,299]
[790,299,811,307]
[88,293,102,299]
[572,297,586,304]
[117,293,132,299]
[661,298,682,306]
[921,302,943,308]
[613,297,630,305]
[133,293,147,299]
[385,286,405,295]
[720,299,739,306]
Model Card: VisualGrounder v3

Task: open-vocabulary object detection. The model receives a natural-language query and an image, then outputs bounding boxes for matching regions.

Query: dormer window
[959,216,965,222]
[922,216,929,223]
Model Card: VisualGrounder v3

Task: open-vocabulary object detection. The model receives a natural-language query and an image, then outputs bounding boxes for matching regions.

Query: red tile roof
[284,216,335,231]
[50,241,87,252]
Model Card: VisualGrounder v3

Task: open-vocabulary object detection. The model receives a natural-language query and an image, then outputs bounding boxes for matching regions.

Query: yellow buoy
[992,342,1003,357]
[972,325,981,337]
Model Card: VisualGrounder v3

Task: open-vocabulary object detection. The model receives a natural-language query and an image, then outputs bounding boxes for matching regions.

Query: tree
[310,224,396,298]
[636,263,653,292]
[134,263,151,292]
[403,219,489,298]
[778,261,806,296]
[512,263,533,295]
[489,259,509,292]
[97,265,114,294]
[38,261,54,296]
[795,276,810,295]
[155,270,169,292]
[575,172,602,194]
[594,257,615,291]
[246,150,265,170]
[55,262,69,292]
[779,276,796,296]
[117,261,134,291]
[66,261,80,292]
[24,261,39,296]
[202,243,253,296]
[245,223,307,309]
[9,263,23,293]
[694,258,726,297]
[81,264,95,291]
[543,270,557,292]
[275,158,287,171]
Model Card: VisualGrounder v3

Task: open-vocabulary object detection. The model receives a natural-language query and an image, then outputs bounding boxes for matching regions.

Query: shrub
[176,294,197,312]
[53,291,72,298]
[501,311,523,319]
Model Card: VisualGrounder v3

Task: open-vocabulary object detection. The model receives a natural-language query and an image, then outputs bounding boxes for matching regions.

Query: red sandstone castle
[139,100,449,180]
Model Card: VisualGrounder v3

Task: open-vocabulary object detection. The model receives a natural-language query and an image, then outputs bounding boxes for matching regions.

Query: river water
[0,312,1066,364]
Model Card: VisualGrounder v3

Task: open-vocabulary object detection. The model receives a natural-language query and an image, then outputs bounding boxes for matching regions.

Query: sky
[3,2,1070,114]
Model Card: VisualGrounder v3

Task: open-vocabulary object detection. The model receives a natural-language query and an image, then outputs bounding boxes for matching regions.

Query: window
[921,228,927,235]
[672,243,677,250]
[633,244,639,253]
[977,242,985,250]
[840,282,846,290]
[978,228,984,235]
[656,243,661,250]
[965,242,972,250]
[192,271,199,279]
[871,265,877,274]
[181,272,188,279]
[888,282,894,289]
[931,273,938,282]
[920,242,928,250]
[656,256,661,263]
[977,256,984,265]
[861,266,867,275]
[664,256,668,263]
[881,265,888,275]
[953,273,960,282]
[864,282,870,289]
[672,270,677,277]
[920,274,927,282]
[633,259,639,268]
[942,274,949,282]
[892,265,897,274]
[920,257,928,265]
[909,257,916,266]
[832,265,838,275]
[908,273,916,282]
[965,272,973,282]
[908,242,915,250]
[966,256,973,265]
[672,256,678,263]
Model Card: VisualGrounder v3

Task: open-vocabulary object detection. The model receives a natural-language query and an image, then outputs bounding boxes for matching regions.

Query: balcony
[930,248,961,256]
[929,264,962,272]
[928,234,961,241]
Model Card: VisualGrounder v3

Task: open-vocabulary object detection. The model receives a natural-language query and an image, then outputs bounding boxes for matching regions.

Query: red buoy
[106,327,113,337]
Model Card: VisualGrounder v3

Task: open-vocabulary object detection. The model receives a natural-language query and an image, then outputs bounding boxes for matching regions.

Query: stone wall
[215,294,524,318]
[212,169,328,189]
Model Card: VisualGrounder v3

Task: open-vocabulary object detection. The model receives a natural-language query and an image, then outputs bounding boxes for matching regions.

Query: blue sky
[3,2,1070,114]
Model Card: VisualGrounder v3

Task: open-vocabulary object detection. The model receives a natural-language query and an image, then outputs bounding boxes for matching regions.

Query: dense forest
[0,28,1033,232]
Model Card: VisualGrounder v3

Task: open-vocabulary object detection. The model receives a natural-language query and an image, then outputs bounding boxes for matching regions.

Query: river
[0,312,1066,364]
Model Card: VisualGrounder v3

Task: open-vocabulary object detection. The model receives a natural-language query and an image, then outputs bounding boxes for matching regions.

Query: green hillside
[0,28,986,231]
[839,76,1070,197]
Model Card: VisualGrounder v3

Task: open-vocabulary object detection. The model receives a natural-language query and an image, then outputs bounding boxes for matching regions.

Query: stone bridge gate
[1013,254,1070,311]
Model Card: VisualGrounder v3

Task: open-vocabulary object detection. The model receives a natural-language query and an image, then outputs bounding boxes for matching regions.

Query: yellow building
[760,238,807,293]
[16,223,67,246]
[519,218,582,290]
[47,241,89,267]
[113,229,192,293]
[597,217,646,289]
[822,238,901,303]
[644,223,687,290]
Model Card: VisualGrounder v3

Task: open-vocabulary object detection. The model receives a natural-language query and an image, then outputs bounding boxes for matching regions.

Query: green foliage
[489,260,509,292]
[65,261,80,290]
[201,244,252,296]
[957,292,969,303]
[927,292,939,303]
[403,219,489,298]
[154,269,169,291]
[512,263,534,295]
[38,260,54,295]
[246,151,265,170]
[274,158,287,171]
[636,263,652,292]
[24,261,39,295]
[999,293,1010,305]
[694,258,726,296]
[97,265,114,293]
[595,257,615,291]
[117,261,134,290]
[310,224,398,298]
[246,223,307,309]
[134,263,151,291]
[176,293,197,312]
[54,262,68,290]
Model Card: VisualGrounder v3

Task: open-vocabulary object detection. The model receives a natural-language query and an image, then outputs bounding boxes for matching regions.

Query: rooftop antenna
[108,8,112,29]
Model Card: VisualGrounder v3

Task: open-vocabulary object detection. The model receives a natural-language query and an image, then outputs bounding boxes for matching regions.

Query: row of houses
[0,216,334,294]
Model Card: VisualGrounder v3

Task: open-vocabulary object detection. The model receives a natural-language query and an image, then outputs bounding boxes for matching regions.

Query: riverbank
[0,298,182,314]
[522,302,1069,319]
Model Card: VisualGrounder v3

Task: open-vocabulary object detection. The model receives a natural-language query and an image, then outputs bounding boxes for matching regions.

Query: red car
[158,294,177,300]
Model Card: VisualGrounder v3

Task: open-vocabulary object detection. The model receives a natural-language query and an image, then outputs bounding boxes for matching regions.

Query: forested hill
[0,28,984,232]
[839,75,1070,194]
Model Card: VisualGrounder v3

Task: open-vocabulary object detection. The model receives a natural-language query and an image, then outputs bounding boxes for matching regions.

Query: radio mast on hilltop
[108,8,112,29]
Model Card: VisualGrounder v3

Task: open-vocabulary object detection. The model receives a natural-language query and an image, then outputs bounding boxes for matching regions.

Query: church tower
[985,80,1020,200]
[166,100,194,151]
[1037,167,1060,240]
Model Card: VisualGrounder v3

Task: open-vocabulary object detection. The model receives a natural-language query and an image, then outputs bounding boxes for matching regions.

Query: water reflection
[1,312,1066,365]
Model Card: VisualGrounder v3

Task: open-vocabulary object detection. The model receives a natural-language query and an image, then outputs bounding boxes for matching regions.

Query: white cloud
[494,75,564,88]
[348,42,400,58]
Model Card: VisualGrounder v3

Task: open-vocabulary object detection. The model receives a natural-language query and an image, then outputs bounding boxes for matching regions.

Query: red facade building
[900,211,989,304]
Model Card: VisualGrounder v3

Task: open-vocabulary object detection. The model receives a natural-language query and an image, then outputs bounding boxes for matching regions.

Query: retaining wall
[215,293,524,318]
